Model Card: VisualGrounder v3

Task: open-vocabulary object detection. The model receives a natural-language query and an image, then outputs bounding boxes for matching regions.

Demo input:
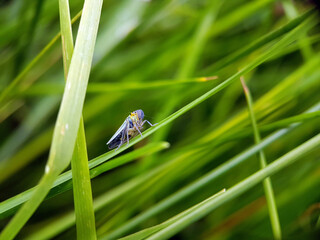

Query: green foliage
[0,0,320,239]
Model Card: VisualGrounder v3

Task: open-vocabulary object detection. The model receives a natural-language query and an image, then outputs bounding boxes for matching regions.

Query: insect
[107,109,155,150]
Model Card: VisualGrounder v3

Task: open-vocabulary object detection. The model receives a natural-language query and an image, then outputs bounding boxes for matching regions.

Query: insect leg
[116,143,121,151]
[116,133,125,151]
[134,122,143,137]
[126,119,131,146]
[141,120,156,127]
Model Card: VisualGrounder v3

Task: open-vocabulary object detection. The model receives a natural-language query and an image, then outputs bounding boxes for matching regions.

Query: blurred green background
[0,0,320,239]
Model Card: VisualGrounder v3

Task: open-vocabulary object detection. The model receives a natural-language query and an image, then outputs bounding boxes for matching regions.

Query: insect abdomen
[107,133,122,149]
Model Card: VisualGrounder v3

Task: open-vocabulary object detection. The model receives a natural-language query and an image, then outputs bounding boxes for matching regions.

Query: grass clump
[0,1,320,239]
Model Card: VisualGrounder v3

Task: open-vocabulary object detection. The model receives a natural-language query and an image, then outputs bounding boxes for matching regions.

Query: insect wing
[107,119,128,145]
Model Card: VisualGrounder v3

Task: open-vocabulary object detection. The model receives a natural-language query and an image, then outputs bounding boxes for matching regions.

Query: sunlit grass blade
[16,76,218,96]
[241,77,281,239]
[143,133,320,240]
[0,0,103,238]
[58,0,96,239]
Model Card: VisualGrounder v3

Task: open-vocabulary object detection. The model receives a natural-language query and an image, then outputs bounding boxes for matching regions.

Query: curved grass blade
[0,0,103,238]
[241,77,281,239]
[58,0,96,239]
[17,76,218,96]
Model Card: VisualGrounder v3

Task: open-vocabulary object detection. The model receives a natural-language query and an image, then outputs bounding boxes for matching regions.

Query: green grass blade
[0,0,103,238]
[90,142,170,179]
[145,133,320,240]
[316,215,320,229]
[208,0,275,37]
[0,173,57,240]
[0,101,24,123]
[282,0,313,60]
[71,121,96,240]
[58,0,96,239]
[241,77,281,239]
[58,0,74,75]
[17,76,218,96]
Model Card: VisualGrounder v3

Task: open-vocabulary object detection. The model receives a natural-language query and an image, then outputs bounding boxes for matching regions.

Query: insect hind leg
[115,142,123,151]
[130,121,143,137]
[141,120,156,127]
